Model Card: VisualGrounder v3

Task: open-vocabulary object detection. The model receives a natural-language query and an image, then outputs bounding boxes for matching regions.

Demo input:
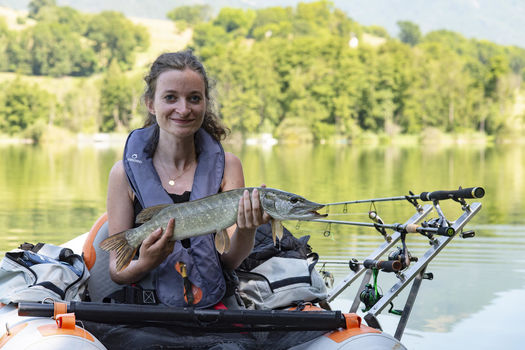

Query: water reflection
[0,144,119,250]
[0,141,523,348]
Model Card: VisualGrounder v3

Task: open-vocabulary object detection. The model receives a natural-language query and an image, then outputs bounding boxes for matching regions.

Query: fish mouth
[306,204,328,219]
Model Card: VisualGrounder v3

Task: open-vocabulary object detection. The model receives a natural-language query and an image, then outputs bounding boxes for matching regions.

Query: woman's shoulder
[108,160,134,200]
[108,160,130,188]
[222,152,244,191]
[109,160,125,177]
[224,151,241,168]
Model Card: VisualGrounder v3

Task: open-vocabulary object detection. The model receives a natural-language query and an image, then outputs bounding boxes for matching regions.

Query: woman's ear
[146,97,155,116]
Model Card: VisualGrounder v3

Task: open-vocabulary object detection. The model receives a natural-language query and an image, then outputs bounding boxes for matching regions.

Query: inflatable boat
[0,187,483,349]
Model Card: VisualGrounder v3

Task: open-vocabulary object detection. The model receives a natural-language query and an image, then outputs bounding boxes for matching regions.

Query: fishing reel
[388,246,417,270]
[359,270,405,315]
[360,283,382,312]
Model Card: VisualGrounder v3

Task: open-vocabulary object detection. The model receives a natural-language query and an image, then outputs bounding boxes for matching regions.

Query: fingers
[250,188,264,225]
[142,227,163,248]
[159,218,176,252]
[237,190,247,228]
[237,188,268,229]
[258,184,271,222]
[162,218,175,242]
[142,219,175,256]
[136,219,177,271]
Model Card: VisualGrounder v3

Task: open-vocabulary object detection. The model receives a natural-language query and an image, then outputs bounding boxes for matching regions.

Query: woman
[106,50,270,308]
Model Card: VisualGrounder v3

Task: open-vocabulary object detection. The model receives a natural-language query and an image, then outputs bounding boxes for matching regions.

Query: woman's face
[148,68,206,139]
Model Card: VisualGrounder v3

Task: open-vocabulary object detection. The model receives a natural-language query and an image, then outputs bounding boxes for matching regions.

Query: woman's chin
[162,124,201,138]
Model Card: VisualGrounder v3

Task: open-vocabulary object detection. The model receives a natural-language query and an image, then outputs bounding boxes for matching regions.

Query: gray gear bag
[0,243,89,303]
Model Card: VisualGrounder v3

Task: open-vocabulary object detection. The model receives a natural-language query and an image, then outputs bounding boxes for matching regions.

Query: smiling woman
[93,50,277,347]
[104,50,272,309]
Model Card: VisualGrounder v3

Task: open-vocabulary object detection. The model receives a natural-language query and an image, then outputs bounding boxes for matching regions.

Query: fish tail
[99,230,138,272]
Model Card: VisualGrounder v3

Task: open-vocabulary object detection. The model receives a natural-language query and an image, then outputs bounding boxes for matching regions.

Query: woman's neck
[155,130,197,168]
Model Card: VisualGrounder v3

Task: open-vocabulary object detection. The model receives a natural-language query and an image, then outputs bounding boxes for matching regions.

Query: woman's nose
[175,100,190,116]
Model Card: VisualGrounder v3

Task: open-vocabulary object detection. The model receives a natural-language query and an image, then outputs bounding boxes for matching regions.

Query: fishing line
[369,201,378,214]
[323,212,369,217]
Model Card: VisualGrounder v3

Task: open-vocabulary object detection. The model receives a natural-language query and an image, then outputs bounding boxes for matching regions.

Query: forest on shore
[1,0,524,143]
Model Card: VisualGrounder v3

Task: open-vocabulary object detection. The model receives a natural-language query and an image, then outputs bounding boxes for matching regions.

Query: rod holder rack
[324,201,482,341]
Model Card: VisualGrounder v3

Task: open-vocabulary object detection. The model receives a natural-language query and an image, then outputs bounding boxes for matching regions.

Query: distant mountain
[1,0,524,48]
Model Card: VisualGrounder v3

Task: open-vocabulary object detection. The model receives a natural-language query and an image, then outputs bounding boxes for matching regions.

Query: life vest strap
[105,285,158,305]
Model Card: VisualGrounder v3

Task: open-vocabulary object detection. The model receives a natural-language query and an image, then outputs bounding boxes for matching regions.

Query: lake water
[1,140,524,349]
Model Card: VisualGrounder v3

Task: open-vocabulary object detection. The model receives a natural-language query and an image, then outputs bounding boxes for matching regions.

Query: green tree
[192,22,229,50]
[99,60,133,132]
[0,18,9,71]
[62,79,100,132]
[86,11,149,70]
[4,29,32,74]
[295,0,333,31]
[252,6,292,29]
[0,78,55,134]
[213,8,255,36]
[35,5,87,33]
[167,5,212,30]
[29,22,97,76]
[331,48,366,138]
[250,6,293,40]
[365,25,390,38]
[397,20,421,46]
[28,0,56,19]
[205,41,282,134]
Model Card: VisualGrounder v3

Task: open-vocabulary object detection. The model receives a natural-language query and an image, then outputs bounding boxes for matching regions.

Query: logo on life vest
[127,153,143,164]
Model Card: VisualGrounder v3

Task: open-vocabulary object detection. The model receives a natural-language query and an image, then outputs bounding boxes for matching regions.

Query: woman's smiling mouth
[170,117,195,125]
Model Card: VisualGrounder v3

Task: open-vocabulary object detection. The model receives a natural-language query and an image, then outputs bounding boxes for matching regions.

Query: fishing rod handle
[363,259,402,273]
[419,187,485,201]
[405,224,455,236]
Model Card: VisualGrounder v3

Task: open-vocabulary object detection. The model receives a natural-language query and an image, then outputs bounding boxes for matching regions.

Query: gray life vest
[123,125,227,308]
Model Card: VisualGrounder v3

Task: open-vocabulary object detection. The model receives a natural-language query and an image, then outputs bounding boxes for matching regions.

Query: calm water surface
[0,141,523,349]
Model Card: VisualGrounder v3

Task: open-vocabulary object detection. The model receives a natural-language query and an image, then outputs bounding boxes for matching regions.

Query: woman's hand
[136,218,176,272]
[236,187,271,231]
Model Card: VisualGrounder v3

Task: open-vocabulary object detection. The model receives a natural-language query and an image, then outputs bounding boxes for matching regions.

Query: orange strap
[55,313,76,329]
[53,301,68,319]
[344,313,361,329]
[175,262,203,305]
[325,313,381,343]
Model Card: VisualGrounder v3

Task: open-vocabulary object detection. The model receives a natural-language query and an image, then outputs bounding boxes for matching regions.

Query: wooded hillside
[1,1,524,143]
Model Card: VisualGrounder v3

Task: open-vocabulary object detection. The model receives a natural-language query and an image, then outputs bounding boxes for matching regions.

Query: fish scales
[100,187,326,271]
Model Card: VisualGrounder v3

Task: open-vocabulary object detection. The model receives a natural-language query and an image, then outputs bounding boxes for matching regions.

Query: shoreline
[1,131,524,148]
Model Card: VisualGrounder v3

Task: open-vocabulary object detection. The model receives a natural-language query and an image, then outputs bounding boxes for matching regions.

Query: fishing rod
[311,219,455,237]
[325,186,485,207]
[314,186,484,239]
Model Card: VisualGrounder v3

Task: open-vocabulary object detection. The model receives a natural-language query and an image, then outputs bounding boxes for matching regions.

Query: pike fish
[100,187,326,271]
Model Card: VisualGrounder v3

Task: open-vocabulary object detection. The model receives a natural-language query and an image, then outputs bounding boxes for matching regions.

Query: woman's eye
[164,94,176,102]
[189,95,202,103]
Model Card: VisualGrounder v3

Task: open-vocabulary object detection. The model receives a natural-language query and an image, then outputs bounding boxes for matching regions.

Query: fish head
[259,188,327,221]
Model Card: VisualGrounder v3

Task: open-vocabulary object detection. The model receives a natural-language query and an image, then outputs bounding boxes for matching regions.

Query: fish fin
[271,219,284,246]
[136,204,170,224]
[214,229,230,254]
[99,230,138,272]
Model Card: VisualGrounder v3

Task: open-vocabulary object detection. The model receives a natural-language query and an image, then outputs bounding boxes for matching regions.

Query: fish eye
[290,197,299,204]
